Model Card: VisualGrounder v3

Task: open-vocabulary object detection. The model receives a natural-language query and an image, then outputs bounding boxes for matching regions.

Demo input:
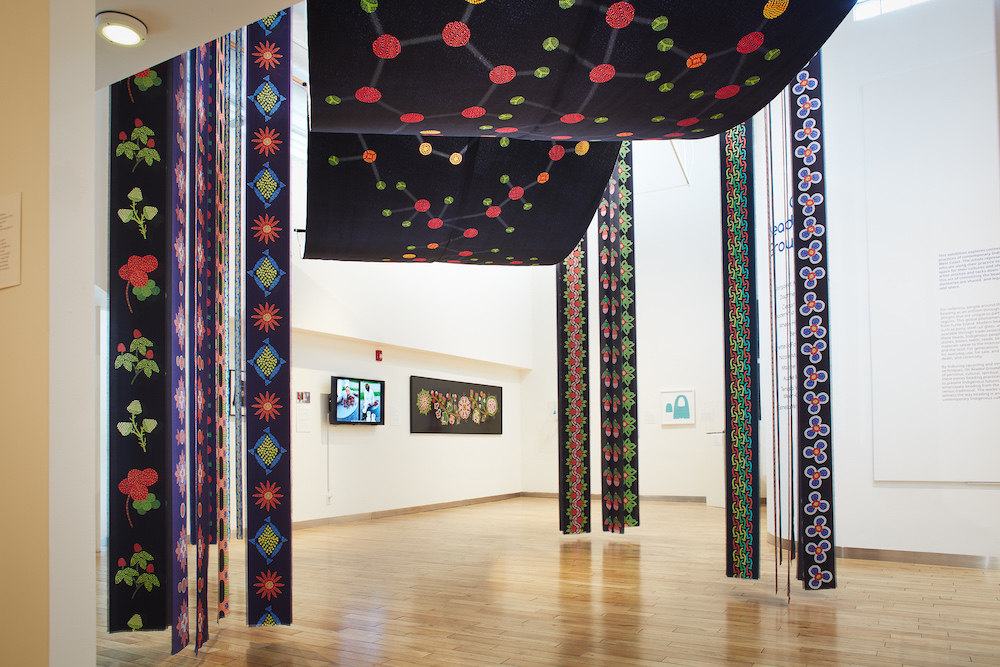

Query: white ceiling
[95,0,296,89]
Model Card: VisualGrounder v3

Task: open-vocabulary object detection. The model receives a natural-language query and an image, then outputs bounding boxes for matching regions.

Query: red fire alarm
[375,350,382,362]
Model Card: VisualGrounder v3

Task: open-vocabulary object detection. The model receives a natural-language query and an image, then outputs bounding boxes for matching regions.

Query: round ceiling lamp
[96,11,147,46]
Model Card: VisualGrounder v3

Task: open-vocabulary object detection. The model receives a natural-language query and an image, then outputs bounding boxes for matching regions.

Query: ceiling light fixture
[96,11,147,47]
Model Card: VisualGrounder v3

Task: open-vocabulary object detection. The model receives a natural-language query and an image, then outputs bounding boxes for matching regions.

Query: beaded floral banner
[721,122,759,579]
[557,239,590,534]
[790,53,836,590]
[108,59,175,635]
[245,10,293,626]
[193,41,218,651]
[168,53,190,653]
[597,143,638,533]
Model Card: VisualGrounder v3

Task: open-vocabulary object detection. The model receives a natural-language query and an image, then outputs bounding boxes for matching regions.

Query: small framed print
[661,390,695,425]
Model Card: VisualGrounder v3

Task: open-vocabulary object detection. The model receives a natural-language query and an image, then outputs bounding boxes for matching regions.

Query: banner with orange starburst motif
[245,9,292,626]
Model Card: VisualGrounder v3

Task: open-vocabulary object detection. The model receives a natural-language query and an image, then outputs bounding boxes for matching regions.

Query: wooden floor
[97,498,1000,666]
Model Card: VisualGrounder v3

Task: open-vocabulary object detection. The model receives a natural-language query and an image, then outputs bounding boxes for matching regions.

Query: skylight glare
[854,0,932,21]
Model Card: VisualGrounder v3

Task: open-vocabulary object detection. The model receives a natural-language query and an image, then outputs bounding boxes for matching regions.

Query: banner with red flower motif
[557,239,591,534]
[108,59,177,634]
[790,53,836,590]
[245,10,293,626]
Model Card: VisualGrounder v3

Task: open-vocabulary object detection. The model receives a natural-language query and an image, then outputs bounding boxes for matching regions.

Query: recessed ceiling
[95,0,295,89]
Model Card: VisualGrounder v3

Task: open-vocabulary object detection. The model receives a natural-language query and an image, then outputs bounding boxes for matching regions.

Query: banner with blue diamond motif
[245,9,292,625]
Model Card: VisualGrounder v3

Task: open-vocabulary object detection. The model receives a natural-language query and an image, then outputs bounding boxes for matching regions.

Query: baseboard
[292,493,522,530]
[766,533,999,570]
[295,492,707,530]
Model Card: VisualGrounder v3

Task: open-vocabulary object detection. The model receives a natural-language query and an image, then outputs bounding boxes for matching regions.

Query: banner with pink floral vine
[410,376,502,435]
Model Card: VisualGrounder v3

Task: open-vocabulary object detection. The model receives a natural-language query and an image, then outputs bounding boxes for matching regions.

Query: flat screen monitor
[330,377,384,424]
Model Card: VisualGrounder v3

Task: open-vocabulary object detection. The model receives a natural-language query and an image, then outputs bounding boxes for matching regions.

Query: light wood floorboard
[97,498,1000,665]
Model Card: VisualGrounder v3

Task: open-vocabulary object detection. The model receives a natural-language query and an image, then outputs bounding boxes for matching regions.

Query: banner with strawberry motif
[557,239,591,533]
[245,10,293,626]
[108,59,176,634]
[790,53,836,590]
[596,143,638,533]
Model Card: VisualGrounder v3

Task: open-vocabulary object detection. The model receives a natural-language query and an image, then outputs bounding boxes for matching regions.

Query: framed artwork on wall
[410,376,502,434]
[661,390,695,425]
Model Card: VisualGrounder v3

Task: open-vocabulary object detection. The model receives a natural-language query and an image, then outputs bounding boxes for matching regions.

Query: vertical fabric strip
[245,9,293,626]
[194,41,217,651]
[790,53,836,590]
[721,122,760,579]
[169,53,191,653]
[216,35,232,620]
[234,27,246,541]
[107,60,173,634]
[557,239,590,534]
[616,143,639,527]
[597,147,631,533]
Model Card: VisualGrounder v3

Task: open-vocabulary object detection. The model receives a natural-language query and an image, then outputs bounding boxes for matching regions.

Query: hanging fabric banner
[169,53,191,653]
[721,121,760,579]
[233,27,246,541]
[790,53,836,590]
[616,143,639,528]
[108,59,175,634]
[597,151,625,533]
[193,41,217,651]
[216,35,232,620]
[557,238,590,534]
[307,1,855,141]
[304,133,620,265]
[245,9,293,626]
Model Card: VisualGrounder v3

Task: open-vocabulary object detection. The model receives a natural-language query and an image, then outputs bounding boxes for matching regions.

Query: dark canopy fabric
[303,0,855,265]
[304,132,620,264]
[307,0,855,141]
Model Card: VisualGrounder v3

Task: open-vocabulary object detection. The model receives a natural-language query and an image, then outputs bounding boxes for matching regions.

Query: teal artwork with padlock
[661,390,695,425]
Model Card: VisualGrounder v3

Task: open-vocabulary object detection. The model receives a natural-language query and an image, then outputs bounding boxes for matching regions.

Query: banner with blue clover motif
[790,53,836,590]
[108,58,177,636]
[245,9,293,626]
[720,122,759,579]
[557,238,591,534]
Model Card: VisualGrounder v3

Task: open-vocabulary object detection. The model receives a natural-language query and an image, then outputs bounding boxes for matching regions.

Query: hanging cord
[763,103,780,594]
[780,87,796,603]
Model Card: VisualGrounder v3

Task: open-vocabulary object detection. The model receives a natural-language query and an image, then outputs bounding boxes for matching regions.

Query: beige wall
[0,3,50,664]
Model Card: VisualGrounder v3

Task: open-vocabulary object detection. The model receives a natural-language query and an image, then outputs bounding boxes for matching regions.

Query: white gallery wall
[814,0,1000,556]
[88,0,1000,558]
[289,330,523,523]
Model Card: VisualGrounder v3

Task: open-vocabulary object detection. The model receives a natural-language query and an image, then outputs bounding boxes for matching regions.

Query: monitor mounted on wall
[329,376,384,425]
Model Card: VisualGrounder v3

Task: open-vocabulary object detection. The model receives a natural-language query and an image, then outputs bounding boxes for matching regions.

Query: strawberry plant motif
[114,542,161,598]
[118,254,159,313]
[118,469,159,528]
[133,68,161,92]
[114,329,160,383]
[117,400,157,452]
[117,187,158,239]
[116,118,161,171]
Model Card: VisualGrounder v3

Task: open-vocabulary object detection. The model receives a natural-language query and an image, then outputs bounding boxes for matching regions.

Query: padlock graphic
[673,395,691,420]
